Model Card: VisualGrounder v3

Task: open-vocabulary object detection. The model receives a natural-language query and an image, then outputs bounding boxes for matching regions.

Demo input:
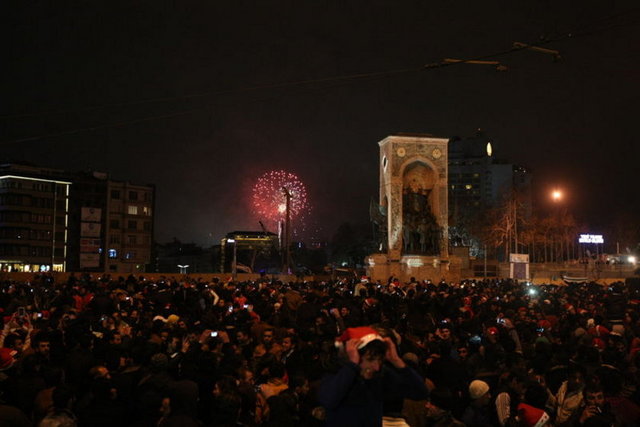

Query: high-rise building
[448,130,533,249]
[0,163,154,273]
[104,180,155,273]
[0,163,71,272]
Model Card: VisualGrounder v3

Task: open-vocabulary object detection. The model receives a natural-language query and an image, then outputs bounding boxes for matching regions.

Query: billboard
[81,207,102,222]
[80,238,101,253]
[578,234,604,244]
[510,253,529,263]
[79,253,100,268]
[509,253,529,280]
[80,222,101,237]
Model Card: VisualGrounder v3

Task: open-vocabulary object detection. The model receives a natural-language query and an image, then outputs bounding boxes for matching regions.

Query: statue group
[402,189,441,255]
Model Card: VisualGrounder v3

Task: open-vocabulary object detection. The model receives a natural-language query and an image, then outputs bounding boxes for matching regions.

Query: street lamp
[177,264,189,274]
[550,189,567,263]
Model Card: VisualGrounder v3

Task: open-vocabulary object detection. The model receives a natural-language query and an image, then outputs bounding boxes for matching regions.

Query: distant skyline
[4,2,639,245]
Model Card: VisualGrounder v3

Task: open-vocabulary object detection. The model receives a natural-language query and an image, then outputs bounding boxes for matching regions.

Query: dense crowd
[1,272,640,426]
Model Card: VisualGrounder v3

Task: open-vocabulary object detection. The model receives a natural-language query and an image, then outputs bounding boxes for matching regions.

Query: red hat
[0,348,17,371]
[487,327,499,336]
[537,320,552,330]
[588,325,610,338]
[593,337,606,350]
[360,276,369,283]
[335,327,383,350]
[517,403,550,426]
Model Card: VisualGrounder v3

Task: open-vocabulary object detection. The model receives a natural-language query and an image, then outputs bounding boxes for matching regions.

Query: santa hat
[360,276,369,283]
[363,298,376,307]
[517,403,550,426]
[335,327,383,350]
[537,320,552,330]
[486,327,499,336]
[0,348,17,371]
[593,337,606,350]
[588,324,610,338]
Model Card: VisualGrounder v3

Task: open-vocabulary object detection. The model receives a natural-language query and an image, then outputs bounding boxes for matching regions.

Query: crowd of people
[0,272,640,426]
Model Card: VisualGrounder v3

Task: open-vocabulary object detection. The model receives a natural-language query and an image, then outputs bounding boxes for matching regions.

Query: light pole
[228,238,237,279]
[484,243,487,279]
[551,188,565,263]
[281,187,292,275]
[513,198,518,254]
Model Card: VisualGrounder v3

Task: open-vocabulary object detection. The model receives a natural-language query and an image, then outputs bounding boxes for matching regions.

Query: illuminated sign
[578,234,604,244]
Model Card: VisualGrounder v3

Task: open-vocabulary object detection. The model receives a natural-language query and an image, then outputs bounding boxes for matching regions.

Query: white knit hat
[469,380,490,400]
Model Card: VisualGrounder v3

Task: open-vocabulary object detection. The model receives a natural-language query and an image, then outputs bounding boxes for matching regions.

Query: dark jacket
[317,362,427,427]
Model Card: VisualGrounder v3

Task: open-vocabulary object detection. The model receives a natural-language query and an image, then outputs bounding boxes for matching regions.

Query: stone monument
[367,134,460,282]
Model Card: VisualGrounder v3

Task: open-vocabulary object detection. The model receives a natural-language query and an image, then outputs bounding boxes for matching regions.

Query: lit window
[108,249,117,259]
[142,206,151,216]
[128,205,138,215]
[465,184,473,190]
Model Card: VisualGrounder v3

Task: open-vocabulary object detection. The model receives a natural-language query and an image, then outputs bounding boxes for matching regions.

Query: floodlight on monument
[551,189,562,202]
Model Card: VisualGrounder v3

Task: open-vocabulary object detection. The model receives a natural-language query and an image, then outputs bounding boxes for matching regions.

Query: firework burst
[252,170,309,229]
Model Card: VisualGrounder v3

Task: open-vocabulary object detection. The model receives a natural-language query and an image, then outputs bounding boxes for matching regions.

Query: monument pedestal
[366,253,462,283]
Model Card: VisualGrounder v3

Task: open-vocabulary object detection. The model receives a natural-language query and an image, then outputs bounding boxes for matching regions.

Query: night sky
[3,1,639,245]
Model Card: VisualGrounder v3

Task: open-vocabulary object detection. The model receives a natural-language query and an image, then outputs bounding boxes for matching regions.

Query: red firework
[252,170,309,226]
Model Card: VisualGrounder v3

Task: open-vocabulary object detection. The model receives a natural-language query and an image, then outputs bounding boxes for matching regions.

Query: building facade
[447,129,533,250]
[0,163,154,273]
[449,129,532,215]
[104,180,155,273]
[0,164,71,272]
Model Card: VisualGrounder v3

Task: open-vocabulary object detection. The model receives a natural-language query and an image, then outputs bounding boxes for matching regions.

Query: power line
[2,10,638,145]
[0,67,422,121]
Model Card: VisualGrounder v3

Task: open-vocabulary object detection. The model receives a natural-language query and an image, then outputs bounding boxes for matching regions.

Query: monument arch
[368,134,460,282]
